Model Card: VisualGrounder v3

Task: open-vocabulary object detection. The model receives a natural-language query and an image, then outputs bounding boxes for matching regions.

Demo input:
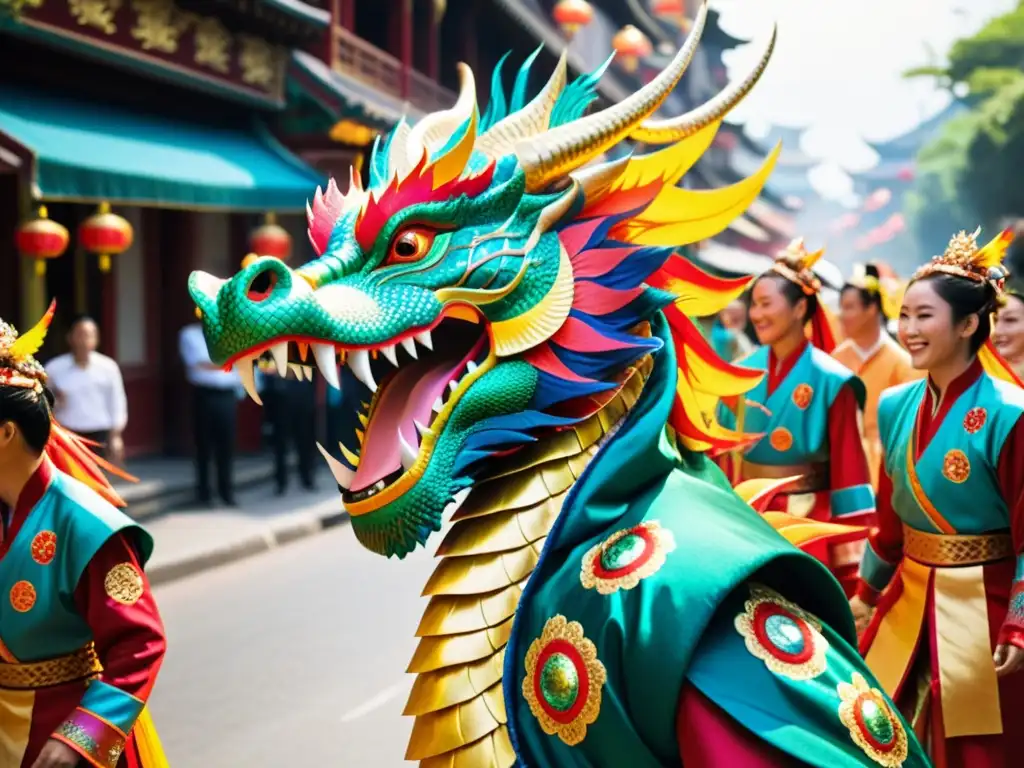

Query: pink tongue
[352,359,460,490]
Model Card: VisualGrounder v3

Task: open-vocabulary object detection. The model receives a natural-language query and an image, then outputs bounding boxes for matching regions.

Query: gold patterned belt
[739,460,829,493]
[0,643,102,690]
[903,525,1014,567]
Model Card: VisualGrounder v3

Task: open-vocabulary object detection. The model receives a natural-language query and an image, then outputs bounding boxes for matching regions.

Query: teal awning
[0,85,324,211]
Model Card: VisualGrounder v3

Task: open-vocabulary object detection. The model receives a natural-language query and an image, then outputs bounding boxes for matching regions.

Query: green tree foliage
[906,2,1024,268]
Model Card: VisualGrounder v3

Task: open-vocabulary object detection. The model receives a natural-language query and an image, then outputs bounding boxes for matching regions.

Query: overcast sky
[713,0,1017,204]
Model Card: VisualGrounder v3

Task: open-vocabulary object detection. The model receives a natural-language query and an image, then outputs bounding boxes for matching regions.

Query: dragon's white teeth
[313,343,340,389]
[288,362,302,377]
[380,344,399,367]
[400,337,418,359]
[316,441,355,489]
[414,420,431,439]
[466,360,478,374]
[448,380,458,394]
[398,431,418,470]
[303,365,314,381]
[347,349,377,392]
[234,357,262,405]
[433,396,444,413]
[270,343,289,377]
[414,330,433,351]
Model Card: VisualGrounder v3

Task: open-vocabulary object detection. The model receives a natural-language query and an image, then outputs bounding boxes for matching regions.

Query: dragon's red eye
[386,227,435,265]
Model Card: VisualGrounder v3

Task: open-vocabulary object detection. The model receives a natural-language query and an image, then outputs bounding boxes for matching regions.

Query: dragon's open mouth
[235,307,493,503]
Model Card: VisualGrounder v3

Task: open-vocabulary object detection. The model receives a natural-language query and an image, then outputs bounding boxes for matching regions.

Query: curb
[147,509,350,587]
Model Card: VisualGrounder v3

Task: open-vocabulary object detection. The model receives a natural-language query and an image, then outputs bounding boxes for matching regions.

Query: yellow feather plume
[8,299,56,362]
[976,228,1015,271]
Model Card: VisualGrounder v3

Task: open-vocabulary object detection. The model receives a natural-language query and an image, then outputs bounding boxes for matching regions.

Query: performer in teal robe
[854,228,1024,766]
[716,239,876,595]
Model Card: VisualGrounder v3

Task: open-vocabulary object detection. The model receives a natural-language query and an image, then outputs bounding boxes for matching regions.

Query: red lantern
[552,0,594,37]
[249,212,292,261]
[79,202,133,273]
[897,166,915,182]
[612,25,652,73]
[15,206,70,277]
[651,0,687,28]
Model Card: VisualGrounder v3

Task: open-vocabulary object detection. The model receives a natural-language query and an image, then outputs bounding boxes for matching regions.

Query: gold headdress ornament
[0,300,55,395]
[912,227,1013,291]
[771,237,824,295]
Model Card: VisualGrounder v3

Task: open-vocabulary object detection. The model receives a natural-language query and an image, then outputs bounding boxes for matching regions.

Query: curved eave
[261,0,330,28]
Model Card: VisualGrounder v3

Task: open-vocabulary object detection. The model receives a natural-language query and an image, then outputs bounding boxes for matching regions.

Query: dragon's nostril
[246,266,278,303]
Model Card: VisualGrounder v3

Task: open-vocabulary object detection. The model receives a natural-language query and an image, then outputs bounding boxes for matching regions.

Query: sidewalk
[143,484,347,587]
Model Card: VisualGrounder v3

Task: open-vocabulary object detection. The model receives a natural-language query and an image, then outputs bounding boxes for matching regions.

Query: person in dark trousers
[263,367,317,495]
[178,322,240,507]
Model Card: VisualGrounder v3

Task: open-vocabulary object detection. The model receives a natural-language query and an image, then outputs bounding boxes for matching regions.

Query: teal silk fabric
[0,472,152,661]
[504,314,925,766]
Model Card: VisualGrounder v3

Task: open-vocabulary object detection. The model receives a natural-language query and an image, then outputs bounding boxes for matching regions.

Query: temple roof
[863,100,966,160]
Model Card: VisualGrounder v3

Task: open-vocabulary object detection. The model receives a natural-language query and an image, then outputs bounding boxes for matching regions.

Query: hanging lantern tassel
[79,202,134,273]
[16,205,71,277]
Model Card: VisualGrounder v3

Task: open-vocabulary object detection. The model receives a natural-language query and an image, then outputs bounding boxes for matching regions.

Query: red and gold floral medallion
[770,427,793,452]
[579,520,676,595]
[734,584,828,680]
[523,615,606,746]
[793,383,814,410]
[10,580,36,613]
[963,407,987,435]
[838,672,908,766]
[31,530,57,565]
[942,449,970,484]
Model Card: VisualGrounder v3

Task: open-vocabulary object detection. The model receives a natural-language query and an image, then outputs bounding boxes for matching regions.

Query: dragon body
[190,6,929,765]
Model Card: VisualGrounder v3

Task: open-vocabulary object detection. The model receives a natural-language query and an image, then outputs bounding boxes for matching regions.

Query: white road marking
[340,681,407,723]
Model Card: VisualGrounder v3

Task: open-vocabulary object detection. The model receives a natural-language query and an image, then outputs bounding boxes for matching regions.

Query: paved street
[148,523,438,766]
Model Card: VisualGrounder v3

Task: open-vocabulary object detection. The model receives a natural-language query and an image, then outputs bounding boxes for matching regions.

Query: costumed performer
[0,303,168,768]
[853,228,1024,765]
[834,263,922,488]
[717,238,876,595]
[993,284,1024,381]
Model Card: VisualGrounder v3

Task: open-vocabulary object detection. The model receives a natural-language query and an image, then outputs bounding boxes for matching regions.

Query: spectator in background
[262,365,317,495]
[712,298,755,362]
[45,315,127,464]
[179,321,240,507]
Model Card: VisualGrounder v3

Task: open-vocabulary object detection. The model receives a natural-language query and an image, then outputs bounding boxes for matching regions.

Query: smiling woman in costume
[0,304,168,768]
[994,284,1024,380]
[854,228,1024,765]
[833,264,922,488]
[717,239,876,595]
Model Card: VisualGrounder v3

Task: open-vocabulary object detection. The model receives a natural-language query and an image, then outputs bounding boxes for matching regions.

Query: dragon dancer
[190,4,927,765]
[716,241,877,595]
[0,303,169,768]
[854,229,1024,766]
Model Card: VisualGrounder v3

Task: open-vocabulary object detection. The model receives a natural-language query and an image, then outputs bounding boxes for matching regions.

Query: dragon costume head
[189,2,778,558]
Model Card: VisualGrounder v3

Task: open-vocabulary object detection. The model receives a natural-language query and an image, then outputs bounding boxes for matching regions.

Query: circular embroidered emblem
[769,427,793,452]
[104,563,144,606]
[963,407,987,435]
[793,383,814,410]
[522,615,606,746]
[580,521,676,595]
[734,584,828,680]
[838,672,909,766]
[10,580,36,613]
[30,530,57,566]
[942,449,970,484]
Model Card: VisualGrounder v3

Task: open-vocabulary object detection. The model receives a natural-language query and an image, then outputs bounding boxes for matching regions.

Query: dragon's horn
[514,0,709,192]
[8,299,56,361]
[406,63,477,166]
[629,25,777,145]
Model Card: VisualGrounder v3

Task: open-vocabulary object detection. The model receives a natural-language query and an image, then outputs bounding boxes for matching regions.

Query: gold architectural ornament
[0,0,45,17]
[193,16,231,73]
[130,0,190,53]
[104,562,145,605]
[68,0,123,34]
[329,119,377,147]
[239,35,276,89]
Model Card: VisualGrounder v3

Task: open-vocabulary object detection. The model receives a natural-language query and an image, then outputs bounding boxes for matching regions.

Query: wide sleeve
[827,384,876,523]
[51,532,166,767]
[996,416,1024,650]
[855,468,904,605]
[680,581,929,767]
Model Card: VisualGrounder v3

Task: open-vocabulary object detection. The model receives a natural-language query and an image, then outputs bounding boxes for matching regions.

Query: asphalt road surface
[149,524,438,766]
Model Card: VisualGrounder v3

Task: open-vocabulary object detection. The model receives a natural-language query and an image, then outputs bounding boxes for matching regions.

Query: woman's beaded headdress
[0,301,55,395]
[912,227,1013,292]
[771,238,824,295]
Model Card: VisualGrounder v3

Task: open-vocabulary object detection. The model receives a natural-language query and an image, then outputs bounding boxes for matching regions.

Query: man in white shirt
[45,315,128,464]
[179,322,241,507]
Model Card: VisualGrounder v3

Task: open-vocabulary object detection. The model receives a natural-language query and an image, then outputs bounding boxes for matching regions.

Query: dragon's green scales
[190,5,928,766]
